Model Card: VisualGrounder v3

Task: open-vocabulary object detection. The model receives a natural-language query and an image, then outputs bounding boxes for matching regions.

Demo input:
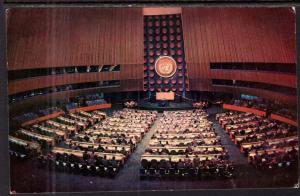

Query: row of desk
[86,130,142,140]
[47,120,76,132]
[223,104,297,127]
[58,109,157,166]
[75,134,138,145]
[217,110,298,166]
[57,116,87,128]
[19,129,55,146]
[65,140,132,154]
[51,147,125,163]
[20,103,110,127]
[141,154,222,162]
[9,136,41,153]
[248,146,299,158]
[240,135,298,153]
[33,124,66,139]
[69,113,89,122]
[142,110,225,162]
[147,145,224,153]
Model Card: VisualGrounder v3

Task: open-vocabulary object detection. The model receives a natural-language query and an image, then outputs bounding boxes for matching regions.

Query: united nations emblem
[154,56,177,78]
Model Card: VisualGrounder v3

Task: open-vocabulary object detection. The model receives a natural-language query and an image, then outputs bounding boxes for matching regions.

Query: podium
[156,92,175,101]
[156,92,174,107]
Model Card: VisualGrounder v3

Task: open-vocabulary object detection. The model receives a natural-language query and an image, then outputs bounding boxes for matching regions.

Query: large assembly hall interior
[7,7,298,193]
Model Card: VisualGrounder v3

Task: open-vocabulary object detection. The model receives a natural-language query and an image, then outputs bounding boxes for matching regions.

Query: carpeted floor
[10,107,298,193]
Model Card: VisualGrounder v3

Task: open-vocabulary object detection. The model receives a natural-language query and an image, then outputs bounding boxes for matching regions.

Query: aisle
[115,113,163,181]
[207,106,248,165]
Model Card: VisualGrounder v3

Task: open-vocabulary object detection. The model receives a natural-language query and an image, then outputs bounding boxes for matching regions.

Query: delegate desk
[69,113,89,123]
[225,121,258,133]
[148,145,224,153]
[19,129,54,146]
[233,127,290,145]
[150,138,219,145]
[9,136,41,153]
[141,153,222,162]
[101,126,145,134]
[86,130,142,141]
[234,132,267,145]
[47,120,76,133]
[79,111,102,121]
[153,133,219,140]
[33,124,66,139]
[240,135,298,153]
[149,139,197,146]
[57,116,87,128]
[219,113,254,127]
[66,140,132,154]
[156,130,216,136]
[75,134,138,145]
[87,128,144,135]
[51,147,125,163]
[248,146,299,161]
[93,110,107,118]
[79,110,93,117]
[227,126,258,140]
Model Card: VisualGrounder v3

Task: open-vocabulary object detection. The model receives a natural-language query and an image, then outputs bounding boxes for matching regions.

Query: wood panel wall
[210,70,296,88]
[7,8,144,70]
[120,64,143,80]
[8,72,121,95]
[120,79,144,92]
[182,8,295,65]
[7,8,297,106]
[120,64,144,91]
[182,8,296,105]
[9,86,121,116]
[8,64,145,94]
